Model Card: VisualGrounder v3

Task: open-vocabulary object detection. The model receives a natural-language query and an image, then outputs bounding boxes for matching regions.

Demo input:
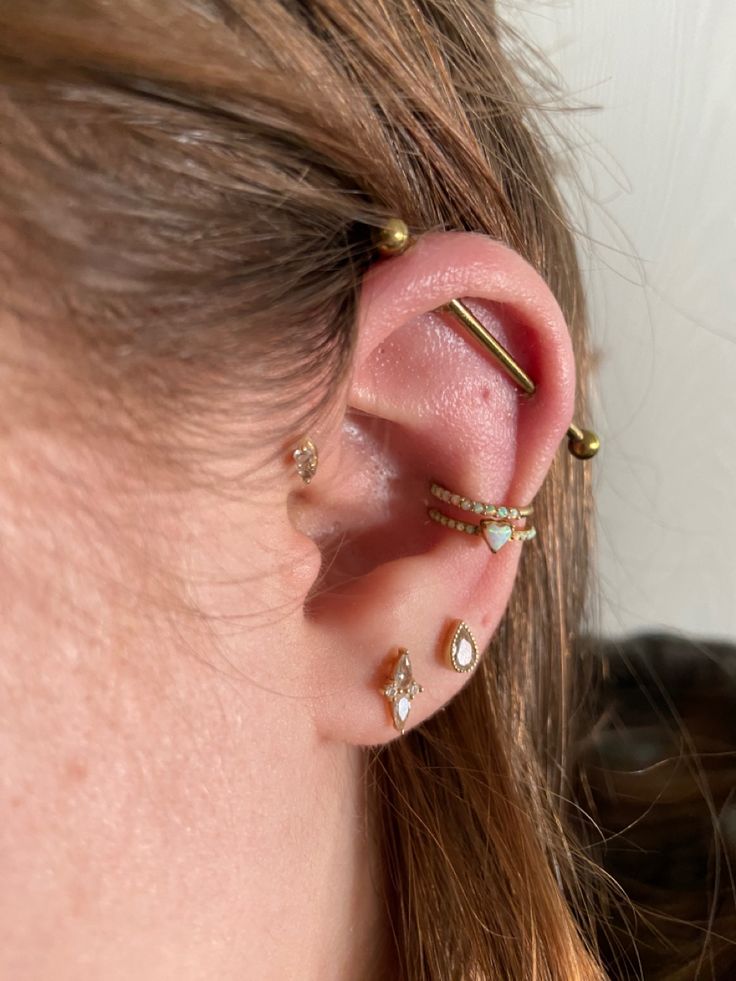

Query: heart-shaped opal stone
[481,521,513,553]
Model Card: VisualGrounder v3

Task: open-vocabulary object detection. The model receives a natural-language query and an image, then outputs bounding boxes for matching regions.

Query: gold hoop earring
[430,482,534,521]
[427,480,537,553]
[428,507,537,552]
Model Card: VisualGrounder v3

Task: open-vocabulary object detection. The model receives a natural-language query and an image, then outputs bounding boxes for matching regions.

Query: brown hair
[0,2,603,977]
[582,633,736,980]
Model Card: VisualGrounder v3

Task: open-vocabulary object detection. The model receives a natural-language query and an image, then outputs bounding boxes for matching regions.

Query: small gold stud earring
[292,438,318,484]
[446,620,479,673]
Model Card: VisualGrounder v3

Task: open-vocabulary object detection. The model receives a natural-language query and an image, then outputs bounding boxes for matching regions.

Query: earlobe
[298,231,576,746]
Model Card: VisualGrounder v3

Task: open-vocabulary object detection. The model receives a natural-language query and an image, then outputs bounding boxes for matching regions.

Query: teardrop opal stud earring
[382,649,423,734]
[446,620,479,673]
[374,218,600,460]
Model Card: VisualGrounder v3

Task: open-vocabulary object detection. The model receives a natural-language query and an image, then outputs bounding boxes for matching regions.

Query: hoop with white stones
[429,482,533,522]
[428,507,537,555]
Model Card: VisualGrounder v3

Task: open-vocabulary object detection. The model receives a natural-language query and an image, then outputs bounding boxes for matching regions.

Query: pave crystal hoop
[428,508,537,553]
[430,482,533,522]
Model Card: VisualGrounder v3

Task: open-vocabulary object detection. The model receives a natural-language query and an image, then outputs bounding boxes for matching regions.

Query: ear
[294,232,575,745]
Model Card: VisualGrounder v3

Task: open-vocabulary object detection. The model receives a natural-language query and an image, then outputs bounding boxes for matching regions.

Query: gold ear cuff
[429,508,537,552]
[430,482,533,521]
[428,481,537,553]
[374,218,600,461]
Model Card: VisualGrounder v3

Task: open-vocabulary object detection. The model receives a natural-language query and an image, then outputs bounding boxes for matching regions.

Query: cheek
[0,627,245,976]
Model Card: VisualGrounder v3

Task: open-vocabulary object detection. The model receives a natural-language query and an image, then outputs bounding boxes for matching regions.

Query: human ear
[292,232,576,745]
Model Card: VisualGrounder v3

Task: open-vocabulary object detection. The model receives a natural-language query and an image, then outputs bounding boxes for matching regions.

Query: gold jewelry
[292,438,318,484]
[428,507,537,553]
[445,620,479,673]
[382,649,423,734]
[430,482,533,521]
[373,217,412,257]
[374,218,600,460]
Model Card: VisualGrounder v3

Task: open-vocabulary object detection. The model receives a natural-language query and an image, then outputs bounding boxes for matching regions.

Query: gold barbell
[374,218,600,461]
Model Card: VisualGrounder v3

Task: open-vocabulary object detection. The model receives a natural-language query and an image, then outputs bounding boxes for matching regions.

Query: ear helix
[301,220,592,740]
[373,218,600,461]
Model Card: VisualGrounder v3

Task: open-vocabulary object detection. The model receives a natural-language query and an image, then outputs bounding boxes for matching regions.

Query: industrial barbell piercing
[373,219,600,461]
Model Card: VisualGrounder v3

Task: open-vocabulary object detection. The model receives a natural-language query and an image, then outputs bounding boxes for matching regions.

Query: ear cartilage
[445,298,600,460]
[373,218,600,460]
[292,437,318,484]
[446,620,479,673]
[382,649,423,734]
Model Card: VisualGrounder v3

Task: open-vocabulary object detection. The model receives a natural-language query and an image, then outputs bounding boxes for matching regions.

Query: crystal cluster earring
[382,649,423,734]
[380,623,482,733]
[292,437,318,484]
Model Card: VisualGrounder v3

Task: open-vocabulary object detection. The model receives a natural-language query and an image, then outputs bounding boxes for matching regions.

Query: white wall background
[505,1,736,640]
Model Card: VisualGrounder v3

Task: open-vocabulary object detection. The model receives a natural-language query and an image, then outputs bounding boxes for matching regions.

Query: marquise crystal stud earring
[382,649,423,734]
[292,438,318,484]
[373,218,600,460]
[446,620,479,673]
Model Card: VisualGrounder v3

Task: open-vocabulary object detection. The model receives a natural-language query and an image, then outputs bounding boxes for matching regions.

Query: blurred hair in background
[582,633,736,978]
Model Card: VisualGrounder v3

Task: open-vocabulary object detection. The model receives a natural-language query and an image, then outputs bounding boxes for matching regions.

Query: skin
[0,233,575,979]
